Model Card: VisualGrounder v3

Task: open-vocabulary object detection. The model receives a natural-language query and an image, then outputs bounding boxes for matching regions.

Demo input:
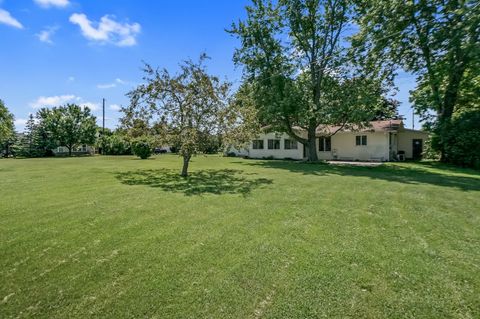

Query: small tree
[39,104,97,156]
[127,54,231,176]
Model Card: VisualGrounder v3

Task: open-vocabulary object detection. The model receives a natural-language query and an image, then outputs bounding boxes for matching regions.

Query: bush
[440,110,480,169]
[100,135,132,155]
[132,138,153,159]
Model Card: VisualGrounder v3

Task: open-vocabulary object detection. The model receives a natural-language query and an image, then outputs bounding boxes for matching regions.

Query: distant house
[53,145,95,156]
[232,120,429,161]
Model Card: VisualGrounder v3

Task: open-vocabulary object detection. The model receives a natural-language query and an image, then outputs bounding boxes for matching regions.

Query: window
[252,140,264,149]
[356,135,367,146]
[268,139,280,150]
[318,137,331,152]
[284,139,298,150]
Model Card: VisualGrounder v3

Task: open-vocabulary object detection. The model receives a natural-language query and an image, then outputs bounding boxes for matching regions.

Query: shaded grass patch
[115,168,273,196]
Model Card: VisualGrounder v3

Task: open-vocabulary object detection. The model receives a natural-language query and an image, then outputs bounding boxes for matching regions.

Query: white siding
[330,132,390,161]
[246,132,304,160]
[397,130,429,159]
[238,129,428,162]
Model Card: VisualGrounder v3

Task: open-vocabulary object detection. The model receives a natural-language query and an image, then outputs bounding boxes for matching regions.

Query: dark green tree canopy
[0,99,15,144]
[352,0,480,161]
[39,104,97,156]
[0,99,16,156]
[230,0,389,161]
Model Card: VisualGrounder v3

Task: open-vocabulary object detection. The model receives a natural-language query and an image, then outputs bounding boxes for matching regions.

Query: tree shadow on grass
[236,160,480,192]
[115,169,273,196]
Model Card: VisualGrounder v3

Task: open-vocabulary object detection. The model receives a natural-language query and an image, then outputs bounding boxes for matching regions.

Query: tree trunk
[181,154,191,177]
[68,146,72,157]
[437,63,466,162]
[306,123,318,162]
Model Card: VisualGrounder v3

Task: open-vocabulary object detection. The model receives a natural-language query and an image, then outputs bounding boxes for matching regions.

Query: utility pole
[412,109,415,130]
[102,98,106,135]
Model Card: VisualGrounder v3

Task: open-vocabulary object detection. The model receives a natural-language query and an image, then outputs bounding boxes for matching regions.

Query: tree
[229,0,386,161]
[127,54,231,176]
[372,98,402,121]
[352,0,480,160]
[15,114,45,157]
[0,99,15,157]
[39,104,97,156]
[431,109,480,169]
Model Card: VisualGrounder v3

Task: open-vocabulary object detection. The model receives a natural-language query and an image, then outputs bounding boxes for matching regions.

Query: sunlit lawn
[1,155,479,318]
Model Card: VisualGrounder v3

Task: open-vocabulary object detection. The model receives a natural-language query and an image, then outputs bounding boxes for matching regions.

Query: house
[233,120,429,161]
[54,145,95,156]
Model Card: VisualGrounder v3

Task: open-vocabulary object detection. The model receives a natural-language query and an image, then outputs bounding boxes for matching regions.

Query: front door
[412,139,423,160]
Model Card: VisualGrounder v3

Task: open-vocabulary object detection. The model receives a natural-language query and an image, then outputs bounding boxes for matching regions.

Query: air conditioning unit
[398,151,405,161]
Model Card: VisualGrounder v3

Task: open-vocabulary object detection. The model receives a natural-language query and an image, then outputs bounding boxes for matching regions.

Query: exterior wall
[236,128,428,161]
[245,132,304,160]
[397,130,429,159]
[54,145,94,155]
[327,132,390,161]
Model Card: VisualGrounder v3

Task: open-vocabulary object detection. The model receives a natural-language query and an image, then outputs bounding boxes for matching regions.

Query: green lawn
[1,155,479,318]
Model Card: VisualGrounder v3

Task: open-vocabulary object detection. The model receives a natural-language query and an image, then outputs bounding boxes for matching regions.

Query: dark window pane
[319,137,325,151]
[253,140,264,149]
[268,139,280,150]
[356,136,361,146]
[325,137,331,151]
[362,135,367,145]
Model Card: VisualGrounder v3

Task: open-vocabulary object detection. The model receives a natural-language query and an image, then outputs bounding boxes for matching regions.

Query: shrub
[100,135,132,155]
[132,138,153,159]
[442,110,480,169]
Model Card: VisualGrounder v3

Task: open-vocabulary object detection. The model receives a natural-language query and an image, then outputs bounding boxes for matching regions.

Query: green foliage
[39,104,97,156]
[14,114,56,157]
[230,0,387,161]
[197,133,222,154]
[0,99,15,156]
[431,110,480,169]
[353,0,480,161]
[99,133,132,155]
[132,137,153,159]
[127,54,232,175]
[372,98,401,121]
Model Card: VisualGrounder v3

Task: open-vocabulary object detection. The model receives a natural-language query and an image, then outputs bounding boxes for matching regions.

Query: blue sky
[0,0,419,132]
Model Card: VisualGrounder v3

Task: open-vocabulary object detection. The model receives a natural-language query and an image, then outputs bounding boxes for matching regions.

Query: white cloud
[109,104,121,111]
[97,78,131,89]
[97,83,116,89]
[68,76,75,82]
[69,13,141,47]
[30,95,99,111]
[14,118,28,126]
[0,9,23,29]
[36,26,59,44]
[34,0,70,8]
[30,94,76,108]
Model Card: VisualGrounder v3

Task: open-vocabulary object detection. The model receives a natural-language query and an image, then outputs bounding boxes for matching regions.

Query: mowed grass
[1,155,479,318]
